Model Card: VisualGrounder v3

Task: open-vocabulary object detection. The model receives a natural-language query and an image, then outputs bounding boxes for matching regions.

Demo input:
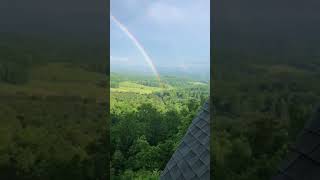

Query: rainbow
[110,14,161,84]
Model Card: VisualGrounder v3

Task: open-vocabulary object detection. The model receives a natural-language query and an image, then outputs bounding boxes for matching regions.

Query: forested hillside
[212,50,320,180]
[0,35,108,179]
[110,73,209,179]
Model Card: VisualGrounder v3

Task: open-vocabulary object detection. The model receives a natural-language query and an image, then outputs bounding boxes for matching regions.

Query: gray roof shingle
[272,105,320,180]
[160,101,210,180]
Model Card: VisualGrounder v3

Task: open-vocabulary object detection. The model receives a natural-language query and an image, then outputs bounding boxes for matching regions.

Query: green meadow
[0,63,106,98]
[111,81,165,94]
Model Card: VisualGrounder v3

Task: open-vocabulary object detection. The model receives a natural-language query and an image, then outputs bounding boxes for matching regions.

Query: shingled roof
[160,101,210,180]
[273,105,320,180]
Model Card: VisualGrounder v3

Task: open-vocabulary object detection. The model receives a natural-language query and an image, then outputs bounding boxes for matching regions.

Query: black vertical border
[106,0,111,179]
[210,0,215,178]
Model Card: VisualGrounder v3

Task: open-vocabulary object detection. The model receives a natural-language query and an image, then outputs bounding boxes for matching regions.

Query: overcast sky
[214,0,320,52]
[110,0,210,75]
[0,0,107,39]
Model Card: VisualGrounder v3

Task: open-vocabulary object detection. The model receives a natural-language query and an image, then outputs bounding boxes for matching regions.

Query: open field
[0,63,106,99]
[111,81,174,94]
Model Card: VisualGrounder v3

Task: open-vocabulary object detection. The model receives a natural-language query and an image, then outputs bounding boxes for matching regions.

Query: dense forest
[212,49,320,180]
[110,73,209,179]
[0,34,209,179]
[0,34,108,179]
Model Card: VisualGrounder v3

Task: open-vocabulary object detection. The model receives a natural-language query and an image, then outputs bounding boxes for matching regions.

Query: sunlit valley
[110,71,209,179]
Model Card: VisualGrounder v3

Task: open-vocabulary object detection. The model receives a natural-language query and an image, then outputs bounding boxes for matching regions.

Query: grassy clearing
[189,81,207,86]
[0,63,106,98]
[253,64,309,75]
[111,81,164,94]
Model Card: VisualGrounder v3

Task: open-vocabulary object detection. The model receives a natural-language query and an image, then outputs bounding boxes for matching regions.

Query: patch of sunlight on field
[31,63,104,82]
[253,64,308,75]
[111,81,164,94]
[0,63,106,99]
[189,81,207,86]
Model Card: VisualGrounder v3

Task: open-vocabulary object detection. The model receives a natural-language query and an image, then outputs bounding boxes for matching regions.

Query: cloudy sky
[0,0,107,38]
[214,0,320,52]
[110,0,210,76]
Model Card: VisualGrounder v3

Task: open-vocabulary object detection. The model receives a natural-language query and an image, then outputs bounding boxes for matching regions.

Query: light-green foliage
[110,73,209,179]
